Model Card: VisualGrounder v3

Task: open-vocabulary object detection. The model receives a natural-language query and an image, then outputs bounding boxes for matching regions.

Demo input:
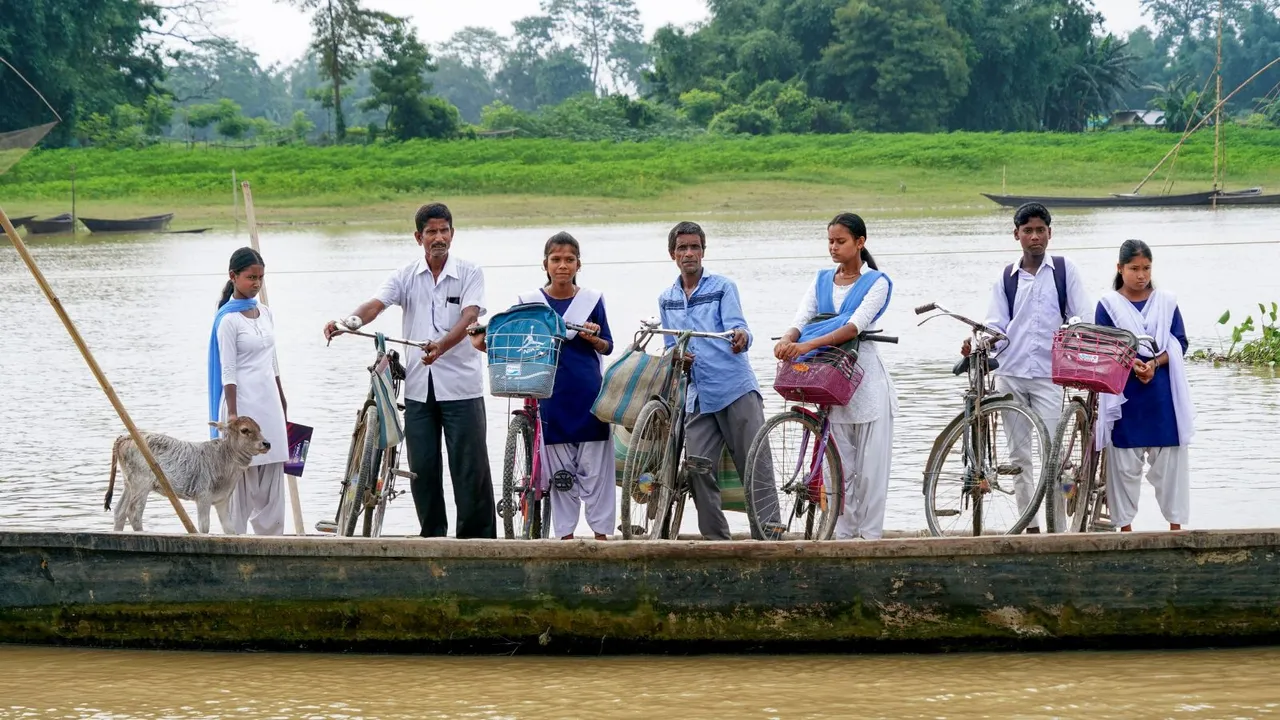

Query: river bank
[5,131,1280,228]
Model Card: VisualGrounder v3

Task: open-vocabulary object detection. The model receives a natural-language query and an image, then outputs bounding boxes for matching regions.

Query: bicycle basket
[773,346,863,406]
[486,303,566,399]
[1051,324,1139,395]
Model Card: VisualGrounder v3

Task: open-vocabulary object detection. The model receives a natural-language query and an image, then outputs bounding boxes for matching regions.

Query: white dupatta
[1095,289,1195,451]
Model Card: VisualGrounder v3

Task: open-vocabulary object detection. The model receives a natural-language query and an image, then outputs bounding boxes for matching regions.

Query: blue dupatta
[208,298,258,438]
[797,268,892,344]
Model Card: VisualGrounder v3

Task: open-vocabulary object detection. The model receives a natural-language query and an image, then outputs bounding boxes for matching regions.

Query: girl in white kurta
[209,247,290,535]
[1094,239,1194,531]
[773,213,898,540]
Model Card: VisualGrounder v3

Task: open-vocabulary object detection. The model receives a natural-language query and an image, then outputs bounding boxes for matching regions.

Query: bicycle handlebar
[915,303,1008,343]
[328,324,427,348]
[637,319,735,341]
[467,321,591,336]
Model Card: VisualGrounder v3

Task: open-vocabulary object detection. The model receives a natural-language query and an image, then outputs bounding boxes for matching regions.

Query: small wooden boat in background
[79,213,174,233]
[26,213,75,234]
[7,215,35,229]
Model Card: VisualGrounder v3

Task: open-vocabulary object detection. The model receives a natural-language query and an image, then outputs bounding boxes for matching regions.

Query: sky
[213,0,1155,69]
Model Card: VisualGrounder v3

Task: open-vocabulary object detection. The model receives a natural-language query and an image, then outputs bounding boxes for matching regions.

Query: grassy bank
[4,130,1280,226]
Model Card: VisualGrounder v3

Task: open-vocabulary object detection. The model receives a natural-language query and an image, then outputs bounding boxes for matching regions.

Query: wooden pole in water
[240,181,307,537]
[232,170,239,233]
[0,206,197,533]
[70,164,76,235]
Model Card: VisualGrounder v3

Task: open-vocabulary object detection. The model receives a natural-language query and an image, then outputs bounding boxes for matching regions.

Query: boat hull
[25,214,74,234]
[79,213,174,233]
[982,191,1220,208]
[3,529,1280,654]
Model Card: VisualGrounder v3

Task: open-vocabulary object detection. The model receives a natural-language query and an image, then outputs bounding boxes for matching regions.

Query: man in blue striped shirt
[659,222,777,540]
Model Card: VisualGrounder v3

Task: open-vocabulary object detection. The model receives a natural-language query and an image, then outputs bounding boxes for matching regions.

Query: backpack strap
[1004,257,1069,322]
[1052,255,1068,321]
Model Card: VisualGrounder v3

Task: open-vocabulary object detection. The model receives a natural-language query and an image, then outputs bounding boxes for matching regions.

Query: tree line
[2,0,1280,149]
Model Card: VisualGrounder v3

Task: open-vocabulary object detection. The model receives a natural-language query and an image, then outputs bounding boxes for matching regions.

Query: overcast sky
[213,0,1153,68]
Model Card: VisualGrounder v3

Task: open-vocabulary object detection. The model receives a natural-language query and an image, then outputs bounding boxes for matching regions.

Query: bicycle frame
[513,396,547,538]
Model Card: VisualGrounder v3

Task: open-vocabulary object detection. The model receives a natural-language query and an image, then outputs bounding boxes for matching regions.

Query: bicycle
[617,319,736,540]
[1044,321,1152,533]
[742,332,899,541]
[315,325,420,538]
[915,302,1053,537]
[470,315,591,541]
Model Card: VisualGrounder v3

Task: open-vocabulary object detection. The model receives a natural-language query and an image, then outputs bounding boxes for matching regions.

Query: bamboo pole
[240,181,307,537]
[0,206,197,533]
[232,170,239,233]
[1133,56,1280,195]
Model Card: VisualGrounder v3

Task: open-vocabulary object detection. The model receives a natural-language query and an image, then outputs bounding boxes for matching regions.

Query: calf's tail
[105,437,125,510]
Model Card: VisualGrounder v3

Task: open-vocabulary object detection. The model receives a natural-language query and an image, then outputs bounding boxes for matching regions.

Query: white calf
[104,416,271,533]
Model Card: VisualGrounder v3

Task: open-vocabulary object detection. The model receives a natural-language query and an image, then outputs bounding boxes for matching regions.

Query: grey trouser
[684,390,775,540]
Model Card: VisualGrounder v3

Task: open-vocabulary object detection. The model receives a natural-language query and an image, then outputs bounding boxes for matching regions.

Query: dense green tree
[542,0,647,93]
[0,0,166,146]
[362,20,446,140]
[820,0,970,132]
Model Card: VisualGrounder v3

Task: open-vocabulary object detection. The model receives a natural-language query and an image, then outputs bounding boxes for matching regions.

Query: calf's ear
[208,421,226,433]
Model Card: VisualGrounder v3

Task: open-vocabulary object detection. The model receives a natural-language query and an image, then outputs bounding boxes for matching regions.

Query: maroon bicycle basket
[1051,324,1139,395]
[773,347,864,405]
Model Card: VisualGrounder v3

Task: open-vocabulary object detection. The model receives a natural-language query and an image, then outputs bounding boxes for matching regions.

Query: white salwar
[218,307,289,536]
[1095,289,1195,528]
[791,269,898,540]
[544,441,616,539]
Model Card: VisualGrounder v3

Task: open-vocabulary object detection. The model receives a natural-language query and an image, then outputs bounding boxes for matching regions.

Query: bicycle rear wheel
[498,414,534,540]
[620,399,672,540]
[339,405,379,537]
[923,398,1049,537]
[1048,399,1093,533]
[743,411,843,541]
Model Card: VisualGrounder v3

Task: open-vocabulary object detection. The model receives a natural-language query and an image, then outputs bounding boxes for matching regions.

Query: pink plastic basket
[773,347,864,406]
[1051,325,1139,395]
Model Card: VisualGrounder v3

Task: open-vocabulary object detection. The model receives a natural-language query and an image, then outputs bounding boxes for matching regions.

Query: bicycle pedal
[390,468,417,480]
[934,509,962,517]
[314,521,338,534]
[996,464,1023,476]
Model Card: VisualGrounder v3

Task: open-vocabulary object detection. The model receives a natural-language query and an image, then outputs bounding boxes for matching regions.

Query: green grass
[4,129,1280,225]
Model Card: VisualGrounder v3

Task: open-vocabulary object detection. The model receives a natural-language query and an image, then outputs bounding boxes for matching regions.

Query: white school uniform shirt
[983,255,1092,380]
[217,306,289,466]
[789,269,898,425]
[375,254,487,402]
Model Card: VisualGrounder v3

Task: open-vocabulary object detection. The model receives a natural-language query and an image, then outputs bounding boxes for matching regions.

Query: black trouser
[403,378,496,539]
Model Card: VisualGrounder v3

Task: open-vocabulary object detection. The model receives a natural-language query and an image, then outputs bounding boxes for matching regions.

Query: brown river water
[2,208,1279,716]
[1,644,1278,719]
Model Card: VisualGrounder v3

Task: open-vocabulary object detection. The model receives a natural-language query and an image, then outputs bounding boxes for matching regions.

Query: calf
[104,416,271,533]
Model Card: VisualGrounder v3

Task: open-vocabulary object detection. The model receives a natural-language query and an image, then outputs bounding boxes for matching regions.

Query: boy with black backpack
[962,202,1092,533]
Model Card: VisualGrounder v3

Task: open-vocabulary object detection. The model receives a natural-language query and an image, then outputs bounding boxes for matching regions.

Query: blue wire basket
[486,304,567,399]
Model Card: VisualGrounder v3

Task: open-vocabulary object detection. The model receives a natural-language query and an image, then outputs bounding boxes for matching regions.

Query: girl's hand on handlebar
[961,338,972,357]
[579,321,600,338]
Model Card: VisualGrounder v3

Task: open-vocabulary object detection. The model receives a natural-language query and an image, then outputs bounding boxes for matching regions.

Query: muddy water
[1,644,1278,719]
[1,208,1277,535]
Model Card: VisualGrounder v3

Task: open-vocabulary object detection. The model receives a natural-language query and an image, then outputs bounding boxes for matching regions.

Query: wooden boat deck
[3,528,1278,654]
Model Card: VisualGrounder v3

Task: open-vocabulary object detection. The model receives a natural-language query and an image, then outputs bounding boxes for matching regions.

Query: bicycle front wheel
[620,399,672,540]
[744,411,843,541]
[339,405,380,537]
[498,414,534,540]
[365,445,398,538]
[923,397,1050,537]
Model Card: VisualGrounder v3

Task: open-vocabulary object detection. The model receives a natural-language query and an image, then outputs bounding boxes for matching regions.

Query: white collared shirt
[376,255,487,402]
[984,255,1092,380]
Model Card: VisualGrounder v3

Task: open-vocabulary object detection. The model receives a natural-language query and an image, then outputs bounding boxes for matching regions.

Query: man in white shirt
[324,203,496,539]
[962,202,1091,533]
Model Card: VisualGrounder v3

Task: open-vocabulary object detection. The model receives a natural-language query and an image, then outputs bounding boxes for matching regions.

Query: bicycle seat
[952,355,998,375]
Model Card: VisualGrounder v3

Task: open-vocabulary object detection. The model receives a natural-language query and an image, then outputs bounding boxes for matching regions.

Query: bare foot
[1121,525,1133,532]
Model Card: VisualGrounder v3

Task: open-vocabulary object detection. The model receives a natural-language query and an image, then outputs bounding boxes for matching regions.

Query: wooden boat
[7,215,35,229]
[79,213,174,233]
[25,213,75,234]
[3,528,1280,654]
[1211,192,1280,206]
[162,227,212,234]
[981,191,1219,209]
